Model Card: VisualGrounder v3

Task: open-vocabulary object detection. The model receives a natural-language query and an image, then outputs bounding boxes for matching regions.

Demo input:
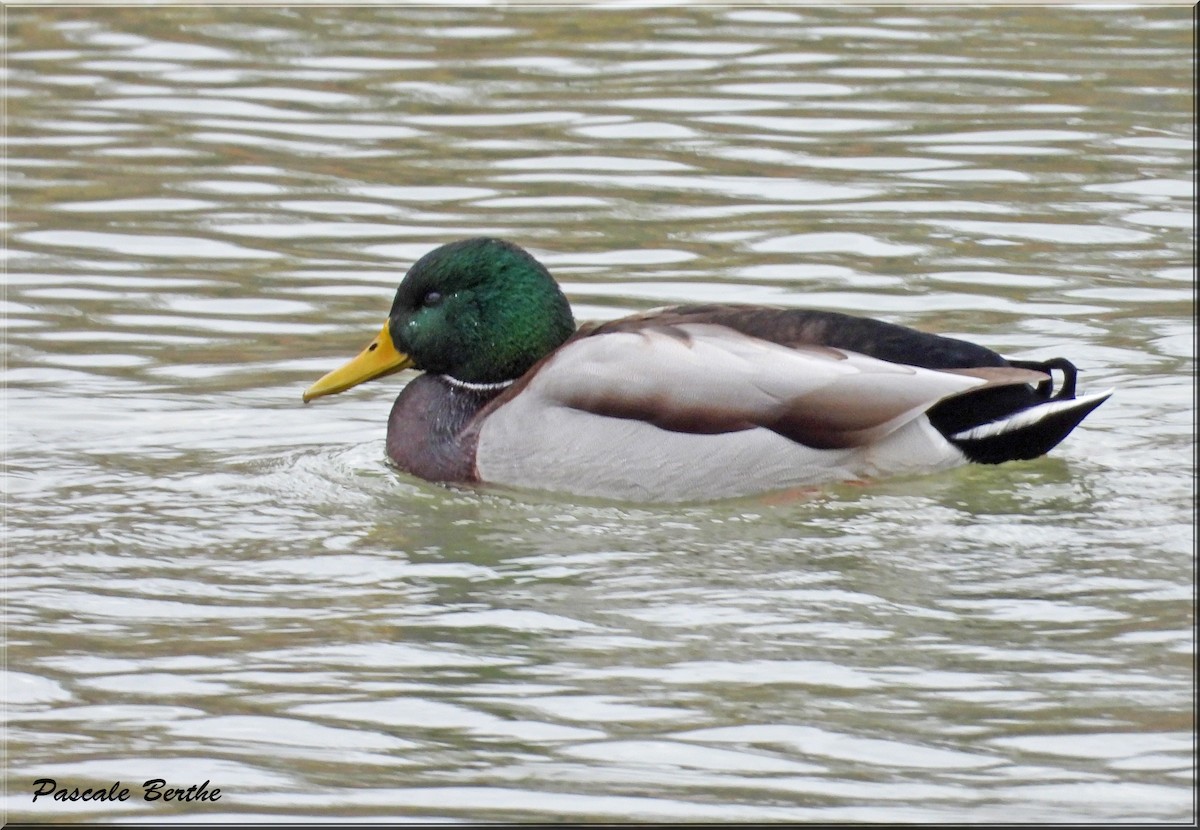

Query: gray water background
[5,4,1195,823]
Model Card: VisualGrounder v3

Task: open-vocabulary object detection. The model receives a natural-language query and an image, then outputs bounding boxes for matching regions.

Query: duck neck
[385,374,507,483]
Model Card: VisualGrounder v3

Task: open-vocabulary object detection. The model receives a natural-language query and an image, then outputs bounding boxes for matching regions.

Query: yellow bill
[303,321,413,403]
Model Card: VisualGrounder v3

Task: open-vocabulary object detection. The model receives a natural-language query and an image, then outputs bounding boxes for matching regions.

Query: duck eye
[422,290,443,308]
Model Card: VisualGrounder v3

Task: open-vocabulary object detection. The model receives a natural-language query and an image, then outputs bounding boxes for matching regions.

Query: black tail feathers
[928,357,1111,465]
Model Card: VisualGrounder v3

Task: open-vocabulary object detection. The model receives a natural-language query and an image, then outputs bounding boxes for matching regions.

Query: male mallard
[304,237,1111,502]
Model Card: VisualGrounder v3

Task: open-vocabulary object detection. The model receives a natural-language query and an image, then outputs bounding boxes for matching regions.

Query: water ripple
[7,4,1192,825]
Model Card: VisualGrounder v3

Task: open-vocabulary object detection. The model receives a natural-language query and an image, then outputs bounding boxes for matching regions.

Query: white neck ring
[442,375,515,392]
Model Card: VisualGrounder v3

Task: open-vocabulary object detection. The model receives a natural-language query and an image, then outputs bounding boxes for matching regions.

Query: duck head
[303,237,576,401]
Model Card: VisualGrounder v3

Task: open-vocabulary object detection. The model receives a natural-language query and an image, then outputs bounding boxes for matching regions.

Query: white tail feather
[951,389,1114,441]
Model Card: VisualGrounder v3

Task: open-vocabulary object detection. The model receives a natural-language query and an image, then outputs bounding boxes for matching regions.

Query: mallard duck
[304,237,1111,502]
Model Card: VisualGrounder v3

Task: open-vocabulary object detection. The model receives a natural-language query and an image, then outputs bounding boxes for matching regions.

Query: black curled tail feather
[1008,357,1078,399]
[927,357,1111,465]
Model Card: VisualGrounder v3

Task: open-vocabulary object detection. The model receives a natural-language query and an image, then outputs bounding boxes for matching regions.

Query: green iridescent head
[386,238,576,384]
[304,238,576,401]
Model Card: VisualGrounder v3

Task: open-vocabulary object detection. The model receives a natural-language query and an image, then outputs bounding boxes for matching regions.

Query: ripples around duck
[5,5,1194,823]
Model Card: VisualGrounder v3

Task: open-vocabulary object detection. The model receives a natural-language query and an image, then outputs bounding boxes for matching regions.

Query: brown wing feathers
[590,304,1012,371]
[541,306,1049,451]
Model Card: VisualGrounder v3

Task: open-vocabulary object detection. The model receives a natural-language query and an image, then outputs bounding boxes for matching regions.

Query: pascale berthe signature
[32,778,221,804]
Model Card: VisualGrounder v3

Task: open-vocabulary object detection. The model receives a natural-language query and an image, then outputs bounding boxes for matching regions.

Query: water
[5,5,1194,823]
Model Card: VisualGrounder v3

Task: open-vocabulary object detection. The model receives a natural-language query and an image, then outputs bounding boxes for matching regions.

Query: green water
[5,5,1193,822]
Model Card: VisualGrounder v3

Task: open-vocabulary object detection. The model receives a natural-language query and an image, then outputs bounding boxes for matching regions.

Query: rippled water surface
[5,5,1194,823]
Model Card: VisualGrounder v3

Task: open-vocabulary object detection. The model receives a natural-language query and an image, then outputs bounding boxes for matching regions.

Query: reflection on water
[5,5,1194,823]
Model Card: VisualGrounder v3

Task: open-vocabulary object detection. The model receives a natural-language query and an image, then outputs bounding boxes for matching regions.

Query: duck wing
[518,318,1046,450]
[584,304,1013,371]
